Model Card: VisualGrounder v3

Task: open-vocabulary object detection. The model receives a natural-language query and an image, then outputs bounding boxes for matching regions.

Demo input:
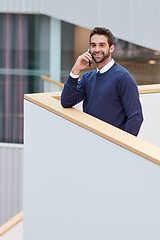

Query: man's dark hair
[90,27,114,47]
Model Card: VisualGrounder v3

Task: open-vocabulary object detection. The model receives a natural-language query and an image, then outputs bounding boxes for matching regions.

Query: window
[0,14,50,143]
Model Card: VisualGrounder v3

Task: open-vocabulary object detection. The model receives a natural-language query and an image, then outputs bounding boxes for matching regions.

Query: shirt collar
[97,59,115,74]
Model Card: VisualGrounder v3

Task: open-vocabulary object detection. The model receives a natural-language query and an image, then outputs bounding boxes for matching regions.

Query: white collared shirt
[70,59,115,78]
[97,59,115,73]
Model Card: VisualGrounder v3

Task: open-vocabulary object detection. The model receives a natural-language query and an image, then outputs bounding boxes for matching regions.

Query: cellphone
[89,48,91,67]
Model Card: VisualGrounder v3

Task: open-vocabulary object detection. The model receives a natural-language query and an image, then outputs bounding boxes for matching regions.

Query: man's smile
[93,52,103,57]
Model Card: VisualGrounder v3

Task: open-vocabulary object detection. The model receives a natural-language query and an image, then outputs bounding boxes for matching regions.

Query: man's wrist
[70,71,79,79]
[71,65,81,76]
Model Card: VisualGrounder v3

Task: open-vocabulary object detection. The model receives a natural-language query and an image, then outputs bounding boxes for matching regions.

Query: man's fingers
[83,52,92,61]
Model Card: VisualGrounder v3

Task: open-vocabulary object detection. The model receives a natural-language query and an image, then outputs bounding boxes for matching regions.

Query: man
[61,27,143,136]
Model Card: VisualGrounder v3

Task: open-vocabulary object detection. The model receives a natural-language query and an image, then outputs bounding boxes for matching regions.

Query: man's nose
[95,45,100,52]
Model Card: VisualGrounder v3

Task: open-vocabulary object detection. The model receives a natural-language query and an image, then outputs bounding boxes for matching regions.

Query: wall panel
[0,143,23,226]
[24,99,160,240]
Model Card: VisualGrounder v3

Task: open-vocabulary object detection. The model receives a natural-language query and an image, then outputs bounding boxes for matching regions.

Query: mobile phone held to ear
[89,48,91,67]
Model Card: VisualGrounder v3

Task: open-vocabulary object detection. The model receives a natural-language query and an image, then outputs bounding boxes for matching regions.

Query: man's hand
[71,50,93,75]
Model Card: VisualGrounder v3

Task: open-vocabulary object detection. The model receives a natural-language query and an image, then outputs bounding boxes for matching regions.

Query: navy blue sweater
[61,62,143,136]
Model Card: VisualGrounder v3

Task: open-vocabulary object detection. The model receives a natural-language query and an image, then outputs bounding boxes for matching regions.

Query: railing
[41,75,64,92]
[1,83,160,239]
[41,75,160,94]
[23,90,160,240]
[41,76,160,146]
[0,211,23,237]
[138,83,160,93]
[41,75,64,88]
[24,91,160,165]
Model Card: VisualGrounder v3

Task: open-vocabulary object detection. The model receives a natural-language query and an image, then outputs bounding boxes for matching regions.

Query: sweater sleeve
[61,75,86,108]
[117,73,143,136]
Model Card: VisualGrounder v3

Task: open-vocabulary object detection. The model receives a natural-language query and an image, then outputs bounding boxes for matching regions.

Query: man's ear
[110,45,115,53]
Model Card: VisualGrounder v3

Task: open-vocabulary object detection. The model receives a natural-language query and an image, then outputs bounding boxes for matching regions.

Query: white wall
[0,0,160,50]
[139,93,160,147]
[24,99,160,240]
[1,221,23,240]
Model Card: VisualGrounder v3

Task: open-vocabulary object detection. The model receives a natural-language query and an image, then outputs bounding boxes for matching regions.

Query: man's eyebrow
[90,42,107,45]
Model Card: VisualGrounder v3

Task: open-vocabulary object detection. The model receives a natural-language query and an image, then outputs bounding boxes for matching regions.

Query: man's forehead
[90,34,108,43]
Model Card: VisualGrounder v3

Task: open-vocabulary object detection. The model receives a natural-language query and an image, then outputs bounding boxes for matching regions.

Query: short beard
[92,50,110,63]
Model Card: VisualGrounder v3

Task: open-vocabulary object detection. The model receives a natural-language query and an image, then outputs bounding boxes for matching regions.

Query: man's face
[90,34,114,63]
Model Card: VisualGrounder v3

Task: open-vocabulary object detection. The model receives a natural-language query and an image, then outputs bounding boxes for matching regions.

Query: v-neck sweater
[61,62,143,136]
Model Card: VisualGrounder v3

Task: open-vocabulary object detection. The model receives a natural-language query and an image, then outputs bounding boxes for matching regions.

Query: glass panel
[61,21,75,83]
[0,13,50,143]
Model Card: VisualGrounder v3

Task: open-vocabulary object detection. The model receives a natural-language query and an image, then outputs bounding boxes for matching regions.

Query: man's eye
[100,44,105,47]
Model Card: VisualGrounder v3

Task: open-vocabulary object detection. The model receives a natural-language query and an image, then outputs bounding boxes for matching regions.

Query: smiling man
[61,27,143,136]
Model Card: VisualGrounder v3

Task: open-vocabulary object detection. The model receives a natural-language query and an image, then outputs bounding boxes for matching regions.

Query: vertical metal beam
[50,18,61,83]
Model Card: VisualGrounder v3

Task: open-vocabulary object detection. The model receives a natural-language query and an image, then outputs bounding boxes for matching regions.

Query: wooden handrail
[41,75,160,94]
[138,84,160,94]
[41,75,64,88]
[24,92,160,166]
[0,211,23,236]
